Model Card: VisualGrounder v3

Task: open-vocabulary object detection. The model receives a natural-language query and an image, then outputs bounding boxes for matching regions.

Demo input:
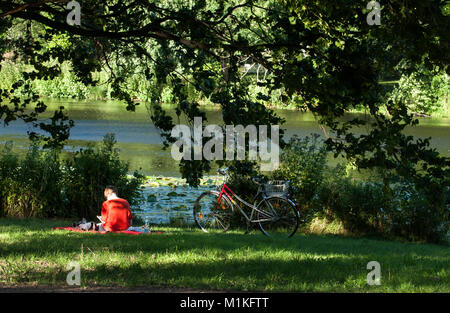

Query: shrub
[313,176,387,236]
[63,133,145,219]
[34,75,89,99]
[0,61,23,90]
[388,177,449,242]
[0,142,19,218]
[33,61,89,99]
[0,134,145,220]
[0,141,64,218]
[271,134,329,222]
[272,134,449,243]
[390,65,449,116]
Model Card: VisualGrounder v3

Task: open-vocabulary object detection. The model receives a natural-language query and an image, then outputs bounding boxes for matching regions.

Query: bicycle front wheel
[193,191,233,233]
[256,196,299,238]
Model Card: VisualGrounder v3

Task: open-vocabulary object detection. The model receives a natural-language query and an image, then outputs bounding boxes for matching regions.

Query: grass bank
[0,218,448,292]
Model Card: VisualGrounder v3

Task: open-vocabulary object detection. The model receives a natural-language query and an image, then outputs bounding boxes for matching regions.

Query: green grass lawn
[0,218,448,292]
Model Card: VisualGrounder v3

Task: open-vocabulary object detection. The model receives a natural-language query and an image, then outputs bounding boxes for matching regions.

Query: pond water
[137,178,215,225]
[1,99,449,224]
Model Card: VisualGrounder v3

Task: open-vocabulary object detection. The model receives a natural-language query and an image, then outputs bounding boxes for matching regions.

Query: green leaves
[0,0,448,195]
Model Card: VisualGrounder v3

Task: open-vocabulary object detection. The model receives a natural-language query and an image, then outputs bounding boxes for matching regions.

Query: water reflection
[0,99,449,177]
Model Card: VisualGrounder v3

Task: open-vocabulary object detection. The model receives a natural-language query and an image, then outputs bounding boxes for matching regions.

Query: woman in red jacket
[97,186,133,232]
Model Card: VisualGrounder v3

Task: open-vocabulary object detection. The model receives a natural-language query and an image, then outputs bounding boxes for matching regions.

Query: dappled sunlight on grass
[0,218,448,292]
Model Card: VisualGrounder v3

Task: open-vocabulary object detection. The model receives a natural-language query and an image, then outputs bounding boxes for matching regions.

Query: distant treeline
[0,56,448,117]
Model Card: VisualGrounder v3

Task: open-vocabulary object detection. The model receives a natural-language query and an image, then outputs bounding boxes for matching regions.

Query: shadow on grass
[0,219,448,291]
[2,247,448,292]
[0,219,447,258]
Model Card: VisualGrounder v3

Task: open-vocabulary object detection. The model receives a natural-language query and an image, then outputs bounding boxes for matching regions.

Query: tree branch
[0,0,66,18]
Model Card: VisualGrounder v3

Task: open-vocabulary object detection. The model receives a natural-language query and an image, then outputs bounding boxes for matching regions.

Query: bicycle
[193,168,300,237]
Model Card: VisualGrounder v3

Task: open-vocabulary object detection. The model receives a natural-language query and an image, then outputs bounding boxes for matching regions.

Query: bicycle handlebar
[251,177,267,185]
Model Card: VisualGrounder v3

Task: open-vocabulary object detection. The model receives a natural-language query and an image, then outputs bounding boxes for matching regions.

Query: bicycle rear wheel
[193,191,233,232]
[256,196,299,238]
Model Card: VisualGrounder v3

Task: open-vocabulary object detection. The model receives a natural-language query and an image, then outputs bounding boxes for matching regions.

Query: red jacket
[101,198,132,231]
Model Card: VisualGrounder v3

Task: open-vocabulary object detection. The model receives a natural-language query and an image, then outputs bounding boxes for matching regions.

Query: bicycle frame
[216,182,278,224]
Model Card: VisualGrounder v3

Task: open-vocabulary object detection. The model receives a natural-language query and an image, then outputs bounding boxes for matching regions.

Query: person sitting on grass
[75,186,133,231]
[96,185,133,232]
